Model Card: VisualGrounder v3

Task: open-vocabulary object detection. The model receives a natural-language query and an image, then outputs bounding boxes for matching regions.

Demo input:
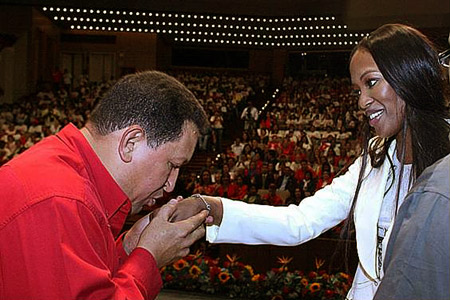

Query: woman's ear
[118,126,145,163]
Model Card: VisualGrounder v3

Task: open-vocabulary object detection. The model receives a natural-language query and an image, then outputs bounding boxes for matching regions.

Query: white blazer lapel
[354,141,396,280]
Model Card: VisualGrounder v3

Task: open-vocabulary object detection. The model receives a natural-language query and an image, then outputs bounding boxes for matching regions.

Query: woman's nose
[358,90,373,110]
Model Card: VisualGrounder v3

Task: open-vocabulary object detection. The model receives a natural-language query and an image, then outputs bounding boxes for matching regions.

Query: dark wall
[288,51,351,78]
[172,48,250,69]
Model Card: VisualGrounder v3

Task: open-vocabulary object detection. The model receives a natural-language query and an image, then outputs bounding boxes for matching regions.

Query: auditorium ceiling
[3,0,449,30]
[1,0,449,49]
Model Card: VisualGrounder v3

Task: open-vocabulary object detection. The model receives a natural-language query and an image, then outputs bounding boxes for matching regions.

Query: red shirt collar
[57,123,131,236]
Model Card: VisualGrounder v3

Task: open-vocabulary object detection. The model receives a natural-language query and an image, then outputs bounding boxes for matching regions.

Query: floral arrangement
[161,251,352,299]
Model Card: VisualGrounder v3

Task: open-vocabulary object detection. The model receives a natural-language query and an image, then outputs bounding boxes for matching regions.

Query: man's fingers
[180,210,209,234]
[156,199,178,221]
[176,225,206,253]
[189,223,206,242]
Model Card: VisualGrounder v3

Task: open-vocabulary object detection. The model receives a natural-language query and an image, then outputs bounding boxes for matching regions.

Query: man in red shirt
[261,183,284,206]
[0,71,210,299]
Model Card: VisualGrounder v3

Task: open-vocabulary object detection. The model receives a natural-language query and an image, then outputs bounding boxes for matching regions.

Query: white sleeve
[206,156,362,245]
[240,108,247,119]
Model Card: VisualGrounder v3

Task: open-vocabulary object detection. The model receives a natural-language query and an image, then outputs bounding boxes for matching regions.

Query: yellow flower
[309,282,321,293]
[189,265,202,278]
[173,259,188,271]
[301,278,309,286]
[245,265,254,276]
[218,271,231,283]
[251,274,260,282]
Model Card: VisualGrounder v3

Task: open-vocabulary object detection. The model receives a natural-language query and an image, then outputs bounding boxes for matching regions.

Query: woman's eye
[366,79,378,88]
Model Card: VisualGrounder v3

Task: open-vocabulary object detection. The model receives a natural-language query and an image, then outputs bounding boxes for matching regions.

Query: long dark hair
[340,24,450,269]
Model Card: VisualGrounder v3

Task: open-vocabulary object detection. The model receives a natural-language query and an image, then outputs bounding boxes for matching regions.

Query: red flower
[209,266,221,280]
[282,286,291,294]
[206,258,219,267]
[185,254,195,261]
[232,270,241,279]
[165,274,174,282]
[223,261,230,268]
[308,271,318,279]
[318,269,327,275]
[325,289,335,298]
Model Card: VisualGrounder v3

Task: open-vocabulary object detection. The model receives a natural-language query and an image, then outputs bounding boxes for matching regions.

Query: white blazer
[207,141,398,300]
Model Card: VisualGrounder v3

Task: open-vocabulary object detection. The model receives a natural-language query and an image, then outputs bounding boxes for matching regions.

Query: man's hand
[123,211,154,255]
[136,199,209,268]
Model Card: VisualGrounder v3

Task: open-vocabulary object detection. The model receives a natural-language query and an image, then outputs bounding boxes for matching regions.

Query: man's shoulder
[410,154,450,199]
[0,138,89,216]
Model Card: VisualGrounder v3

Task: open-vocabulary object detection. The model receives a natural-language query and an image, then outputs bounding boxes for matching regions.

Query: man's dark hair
[89,71,209,148]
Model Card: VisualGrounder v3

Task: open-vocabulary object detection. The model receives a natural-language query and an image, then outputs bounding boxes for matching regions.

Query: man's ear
[118,126,145,163]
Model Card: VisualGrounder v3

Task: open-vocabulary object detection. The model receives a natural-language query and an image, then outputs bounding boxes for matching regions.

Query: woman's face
[202,171,210,183]
[350,49,405,139]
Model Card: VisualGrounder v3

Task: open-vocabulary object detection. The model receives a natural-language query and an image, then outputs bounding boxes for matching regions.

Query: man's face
[269,183,277,194]
[127,122,198,214]
[301,160,308,169]
[261,165,268,174]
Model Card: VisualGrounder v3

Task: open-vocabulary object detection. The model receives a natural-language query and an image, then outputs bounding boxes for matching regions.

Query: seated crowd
[1,72,361,211]
[0,78,110,164]
[0,71,269,165]
[175,76,362,208]
[171,71,270,153]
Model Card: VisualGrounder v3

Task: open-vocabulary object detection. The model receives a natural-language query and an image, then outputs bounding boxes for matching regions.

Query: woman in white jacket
[172,24,450,300]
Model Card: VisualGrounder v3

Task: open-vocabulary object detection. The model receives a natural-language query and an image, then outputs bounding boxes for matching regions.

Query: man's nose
[164,168,180,193]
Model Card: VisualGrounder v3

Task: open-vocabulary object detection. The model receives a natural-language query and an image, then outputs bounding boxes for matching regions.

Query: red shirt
[215,183,239,198]
[233,184,249,200]
[0,124,162,299]
[193,183,217,196]
[262,193,283,206]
